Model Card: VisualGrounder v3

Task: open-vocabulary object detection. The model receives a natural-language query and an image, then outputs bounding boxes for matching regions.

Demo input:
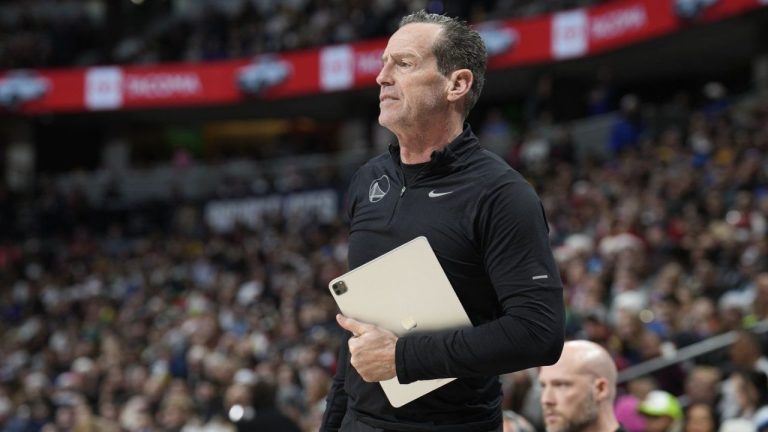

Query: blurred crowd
[0,202,350,431]
[0,0,604,68]
[1,83,768,431]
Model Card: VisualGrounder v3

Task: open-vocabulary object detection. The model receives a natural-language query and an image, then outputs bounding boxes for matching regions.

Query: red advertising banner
[479,15,553,70]
[585,0,675,56]
[0,69,84,113]
[0,0,764,115]
[83,50,322,111]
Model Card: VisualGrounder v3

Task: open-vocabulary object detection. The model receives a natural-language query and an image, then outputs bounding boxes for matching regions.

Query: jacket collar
[387,123,479,169]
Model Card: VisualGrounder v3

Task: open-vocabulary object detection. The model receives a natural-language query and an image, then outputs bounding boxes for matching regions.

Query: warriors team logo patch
[369,175,390,203]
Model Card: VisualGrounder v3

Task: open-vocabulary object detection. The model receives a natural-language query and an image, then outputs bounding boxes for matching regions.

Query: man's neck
[584,411,620,432]
[395,122,463,165]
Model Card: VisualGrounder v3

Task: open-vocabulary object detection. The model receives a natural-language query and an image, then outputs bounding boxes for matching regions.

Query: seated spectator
[237,377,300,432]
[638,390,684,432]
[747,272,768,324]
[682,366,722,410]
[721,370,768,425]
[609,94,644,156]
[615,394,647,432]
[685,403,718,432]
[729,330,768,378]
[480,107,515,158]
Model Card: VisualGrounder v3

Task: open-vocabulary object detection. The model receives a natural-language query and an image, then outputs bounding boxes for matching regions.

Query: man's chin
[378,114,395,130]
[544,416,565,432]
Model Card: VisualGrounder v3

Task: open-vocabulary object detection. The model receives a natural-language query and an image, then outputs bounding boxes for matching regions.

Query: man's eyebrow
[541,378,572,385]
[381,51,419,61]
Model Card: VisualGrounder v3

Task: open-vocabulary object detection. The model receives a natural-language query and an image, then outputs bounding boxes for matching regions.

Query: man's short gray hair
[399,10,487,118]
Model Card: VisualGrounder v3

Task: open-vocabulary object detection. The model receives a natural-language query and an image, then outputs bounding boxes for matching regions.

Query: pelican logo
[368,175,390,203]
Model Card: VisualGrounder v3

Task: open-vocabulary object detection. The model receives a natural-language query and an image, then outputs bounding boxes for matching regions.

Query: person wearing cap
[638,390,684,432]
[539,340,624,432]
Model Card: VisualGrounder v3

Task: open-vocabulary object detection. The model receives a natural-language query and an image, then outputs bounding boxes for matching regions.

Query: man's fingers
[336,314,369,336]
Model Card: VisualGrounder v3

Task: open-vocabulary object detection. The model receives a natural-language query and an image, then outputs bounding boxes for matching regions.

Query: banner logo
[552,10,588,59]
[237,56,291,95]
[86,67,123,110]
[0,71,49,108]
[321,45,355,91]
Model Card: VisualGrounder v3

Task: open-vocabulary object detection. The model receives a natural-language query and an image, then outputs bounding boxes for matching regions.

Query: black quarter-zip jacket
[322,125,565,432]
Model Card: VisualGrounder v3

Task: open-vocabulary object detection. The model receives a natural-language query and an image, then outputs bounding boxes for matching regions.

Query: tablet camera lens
[333,281,348,295]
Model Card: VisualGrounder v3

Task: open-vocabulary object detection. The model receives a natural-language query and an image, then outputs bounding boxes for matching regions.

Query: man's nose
[376,62,393,86]
[540,387,554,406]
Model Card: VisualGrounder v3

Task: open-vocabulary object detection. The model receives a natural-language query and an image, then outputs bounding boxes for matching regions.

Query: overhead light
[130,0,144,5]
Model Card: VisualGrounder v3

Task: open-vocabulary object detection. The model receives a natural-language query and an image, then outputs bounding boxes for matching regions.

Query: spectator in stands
[480,107,515,158]
[539,340,622,432]
[684,403,718,432]
[720,370,768,425]
[682,366,722,409]
[701,82,730,120]
[747,272,768,324]
[617,377,665,432]
[501,369,542,431]
[526,75,556,127]
[227,378,300,432]
[608,94,644,155]
[615,392,648,432]
[548,126,576,165]
[119,396,155,432]
[586,67,615,116]
[729,331,768,377]
[519,129,552,174]
[638,390,684,432]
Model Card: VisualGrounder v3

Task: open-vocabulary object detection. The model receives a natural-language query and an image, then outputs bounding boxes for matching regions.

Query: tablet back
[328,236,471,407]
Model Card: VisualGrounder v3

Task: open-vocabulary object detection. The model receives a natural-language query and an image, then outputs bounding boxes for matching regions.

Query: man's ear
[446,69,473,102]
[594,377,610,401]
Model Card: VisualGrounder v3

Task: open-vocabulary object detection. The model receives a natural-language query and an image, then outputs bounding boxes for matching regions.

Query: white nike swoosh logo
[428,190,454,198]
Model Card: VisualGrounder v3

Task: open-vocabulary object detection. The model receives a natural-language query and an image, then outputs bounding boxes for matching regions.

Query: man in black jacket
[321,10,564,432]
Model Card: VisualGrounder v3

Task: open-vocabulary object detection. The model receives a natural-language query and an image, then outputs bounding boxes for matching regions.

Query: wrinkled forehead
[384,22,443,58]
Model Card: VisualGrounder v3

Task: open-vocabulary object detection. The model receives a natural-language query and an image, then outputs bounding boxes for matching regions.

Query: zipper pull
[400,186,406,197]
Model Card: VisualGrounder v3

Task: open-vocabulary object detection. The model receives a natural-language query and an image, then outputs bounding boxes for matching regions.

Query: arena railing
[616,319,768,384]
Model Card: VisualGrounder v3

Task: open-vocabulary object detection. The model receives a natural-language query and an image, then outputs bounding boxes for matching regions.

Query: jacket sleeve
[394,175,564,383]
[320,333,349,431]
